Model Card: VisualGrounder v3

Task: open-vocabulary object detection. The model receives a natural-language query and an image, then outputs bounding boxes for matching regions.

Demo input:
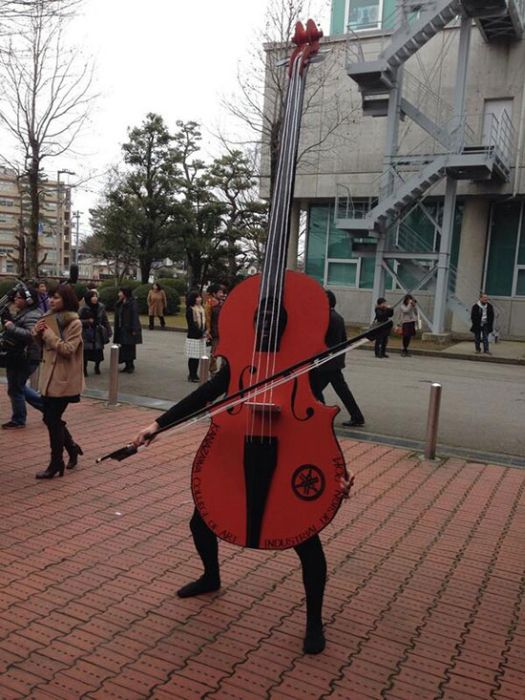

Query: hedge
[155,278,188,296]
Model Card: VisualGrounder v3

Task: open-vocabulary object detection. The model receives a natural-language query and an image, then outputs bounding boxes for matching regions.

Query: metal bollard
[199,356,210,385]
[107,344,120,406]
[424,382,442,460]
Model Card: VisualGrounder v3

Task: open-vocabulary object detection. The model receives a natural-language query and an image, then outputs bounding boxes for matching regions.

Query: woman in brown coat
[147,283,167,330]
[33,285,85,479]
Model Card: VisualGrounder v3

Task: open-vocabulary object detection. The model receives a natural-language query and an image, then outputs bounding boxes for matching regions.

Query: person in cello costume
[132,368,353,655]
[129,18,355,657]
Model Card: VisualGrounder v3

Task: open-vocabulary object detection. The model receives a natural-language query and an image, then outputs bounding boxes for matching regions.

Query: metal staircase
[336,0,522,335]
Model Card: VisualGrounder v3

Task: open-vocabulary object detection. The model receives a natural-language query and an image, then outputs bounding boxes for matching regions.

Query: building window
[346,0,383,31]
[306,203,375,288]
[485,201,525,297]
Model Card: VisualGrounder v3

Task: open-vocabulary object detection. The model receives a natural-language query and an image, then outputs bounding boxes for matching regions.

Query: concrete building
[0,166,73,277]
[265,0,525,339]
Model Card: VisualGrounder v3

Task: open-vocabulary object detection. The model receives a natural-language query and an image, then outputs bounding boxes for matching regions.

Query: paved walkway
[1,391,524,699]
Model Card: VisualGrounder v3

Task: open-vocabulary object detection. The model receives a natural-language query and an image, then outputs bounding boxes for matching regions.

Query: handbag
[394,324,403,336]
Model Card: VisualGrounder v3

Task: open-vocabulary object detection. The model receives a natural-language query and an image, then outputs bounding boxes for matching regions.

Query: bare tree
[0,0,93,277]
[221,0,354,198]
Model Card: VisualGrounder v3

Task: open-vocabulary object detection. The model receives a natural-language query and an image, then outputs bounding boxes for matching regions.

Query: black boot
[160,316,166,329]
[66,444,83,470]
[177,574,221,598]
[36,461,65,479]
[94,363,101,375]
[149,315,154,330]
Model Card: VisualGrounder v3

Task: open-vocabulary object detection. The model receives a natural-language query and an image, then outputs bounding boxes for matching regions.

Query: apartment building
[265,0,525,338]
[0,166,72,276]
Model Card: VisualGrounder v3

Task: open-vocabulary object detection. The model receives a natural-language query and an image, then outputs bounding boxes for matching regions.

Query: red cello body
[190,20,348,551]
[191,271,347,550]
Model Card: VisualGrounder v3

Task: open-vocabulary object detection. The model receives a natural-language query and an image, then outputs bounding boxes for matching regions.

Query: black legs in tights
[182,509,327,652]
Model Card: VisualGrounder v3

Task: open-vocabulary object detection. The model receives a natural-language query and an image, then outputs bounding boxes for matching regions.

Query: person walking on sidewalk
[470,293,494,355]
[185,291,206,382]
[147,282,167,330]
[33,285,84,479]
[1,285,43,429]
[374,297,393,358]
[399,294,418,357]
[310,290,365,428]
[114,287,142,373]
[79,290,112,376]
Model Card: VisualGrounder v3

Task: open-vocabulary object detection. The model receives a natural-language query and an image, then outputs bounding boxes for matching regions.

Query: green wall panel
[485,202,520,296]
[330,0,346,34]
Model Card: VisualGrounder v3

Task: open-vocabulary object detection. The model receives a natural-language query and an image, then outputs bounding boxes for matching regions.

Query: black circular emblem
[292,465,325,501]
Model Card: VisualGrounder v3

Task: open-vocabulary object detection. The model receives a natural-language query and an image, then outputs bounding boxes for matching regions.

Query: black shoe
[94,365,101,375]
[342,419,365,428]
[381,353,389,358]
[177,575,221,598]
[1,421,25,429]
[66,444,83,470]
[36,462,65,479]
[303,625,325,655]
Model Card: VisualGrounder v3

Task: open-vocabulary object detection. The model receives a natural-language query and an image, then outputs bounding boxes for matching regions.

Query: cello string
[249,53,301,442]
[266,58,305,436]
[263,58,303,440]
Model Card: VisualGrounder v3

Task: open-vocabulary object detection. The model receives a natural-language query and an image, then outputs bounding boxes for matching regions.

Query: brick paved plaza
[0,390,524,699]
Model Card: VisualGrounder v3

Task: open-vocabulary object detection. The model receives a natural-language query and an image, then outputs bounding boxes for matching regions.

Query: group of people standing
[184,284,226,382]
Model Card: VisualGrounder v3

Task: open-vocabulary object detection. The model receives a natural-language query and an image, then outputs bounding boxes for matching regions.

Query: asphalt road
[83,328,524,461]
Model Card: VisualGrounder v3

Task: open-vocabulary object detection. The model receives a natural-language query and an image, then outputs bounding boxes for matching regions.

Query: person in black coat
[470,293,494,354]
[185,291,206,382]
[310,290,365,427]
[79,290,112,375]
[374,297,394,358]
[114,287,142,373]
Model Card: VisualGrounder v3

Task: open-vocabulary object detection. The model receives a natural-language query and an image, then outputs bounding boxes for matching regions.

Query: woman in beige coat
[33,285,85,479]
[147,283,167,330]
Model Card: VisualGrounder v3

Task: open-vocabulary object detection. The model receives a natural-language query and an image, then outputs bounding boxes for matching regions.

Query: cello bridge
[245,401,281,414]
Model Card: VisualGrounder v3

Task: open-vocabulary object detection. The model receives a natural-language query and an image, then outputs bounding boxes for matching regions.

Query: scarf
[192,304,205,330]
[477,301,488,325]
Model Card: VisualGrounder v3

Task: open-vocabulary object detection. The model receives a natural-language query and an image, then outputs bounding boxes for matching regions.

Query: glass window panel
[485,202,521,296]
[518,216,525,265]
[359,256,375,288]
[348,0,382,31]
[327,224,352,259]
[327,262,357,286]
[516,269,525,296]
[305,205,329,284]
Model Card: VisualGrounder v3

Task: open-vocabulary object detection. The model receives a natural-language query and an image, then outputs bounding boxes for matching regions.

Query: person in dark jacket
[374,297,394,358]
[310,290,365,427]
[130,364,354,656]
[114,287,142,373]
[1,286,43,428]
[36,281,50,313]
[185,291,206,382]
[205,283,226,375]
[470,293,494,354]
[79,290,112,375]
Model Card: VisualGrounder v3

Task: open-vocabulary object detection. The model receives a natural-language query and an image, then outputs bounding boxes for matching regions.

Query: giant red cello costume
[100,20,384,655]
[192,20,347,551]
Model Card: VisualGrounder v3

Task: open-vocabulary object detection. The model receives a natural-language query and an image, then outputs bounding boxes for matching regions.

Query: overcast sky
[62,0,330,239]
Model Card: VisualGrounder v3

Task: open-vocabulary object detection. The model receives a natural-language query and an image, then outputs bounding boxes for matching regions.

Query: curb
[357,343,525,366]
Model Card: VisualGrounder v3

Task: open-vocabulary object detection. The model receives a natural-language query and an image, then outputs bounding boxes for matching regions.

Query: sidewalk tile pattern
[0,392,524,699]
